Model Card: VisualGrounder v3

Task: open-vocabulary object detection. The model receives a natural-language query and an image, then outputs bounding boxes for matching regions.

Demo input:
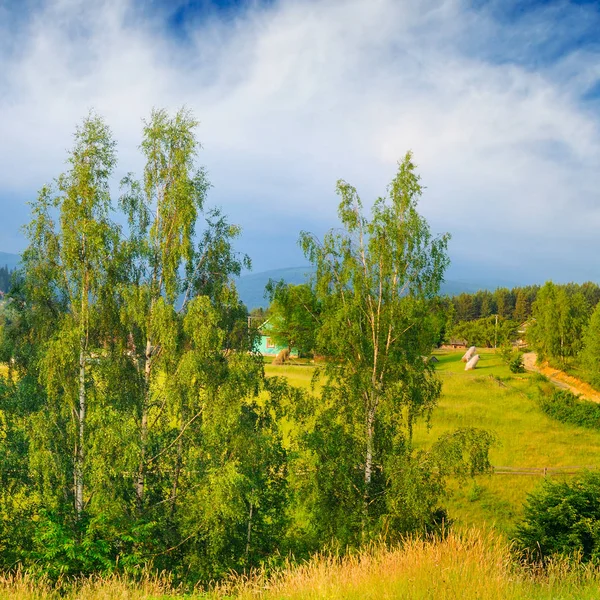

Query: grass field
[266,349,600,534]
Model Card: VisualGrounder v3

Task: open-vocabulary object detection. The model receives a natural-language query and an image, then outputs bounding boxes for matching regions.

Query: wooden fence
[492,465,598,476]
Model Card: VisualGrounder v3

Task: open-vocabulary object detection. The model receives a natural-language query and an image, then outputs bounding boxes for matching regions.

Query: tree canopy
[0,122,496,583]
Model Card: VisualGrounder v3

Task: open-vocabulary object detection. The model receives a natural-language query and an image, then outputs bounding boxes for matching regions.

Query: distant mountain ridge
[0,252,490,308]
[0,252,20,271]
[236,266,488,309]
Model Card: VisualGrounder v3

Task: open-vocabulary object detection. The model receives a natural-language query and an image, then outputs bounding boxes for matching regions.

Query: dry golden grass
[0,570,177,600]
[2,531,600,599]
[212,530,600,600]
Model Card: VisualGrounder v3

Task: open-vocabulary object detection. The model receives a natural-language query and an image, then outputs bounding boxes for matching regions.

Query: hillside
[266,349,600,533]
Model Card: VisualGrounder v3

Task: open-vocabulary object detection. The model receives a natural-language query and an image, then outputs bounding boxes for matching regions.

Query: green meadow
[267,349,600,535]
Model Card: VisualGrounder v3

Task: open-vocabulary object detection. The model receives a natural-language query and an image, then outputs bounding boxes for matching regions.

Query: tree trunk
[135,339,152,512]
[245,502,253,561]
[75,341,86,518]
[169,430,184,518]
[363,402,376,537]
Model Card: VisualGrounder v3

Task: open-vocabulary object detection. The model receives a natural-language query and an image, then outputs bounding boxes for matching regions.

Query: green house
[256,319,298,357]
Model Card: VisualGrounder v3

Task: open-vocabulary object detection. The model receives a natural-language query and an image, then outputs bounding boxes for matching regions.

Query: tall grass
[215,530,600,600]
[0,569,177,600]
[3,530,600,599]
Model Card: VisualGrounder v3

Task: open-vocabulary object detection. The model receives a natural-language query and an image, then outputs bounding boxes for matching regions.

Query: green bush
[538,389,600,430]
[498,344,525,374]
[509,353,525,374]
[515,471,600,561]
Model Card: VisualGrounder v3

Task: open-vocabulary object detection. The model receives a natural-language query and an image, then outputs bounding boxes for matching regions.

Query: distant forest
[450,282,600,324]
[0,265,15,292]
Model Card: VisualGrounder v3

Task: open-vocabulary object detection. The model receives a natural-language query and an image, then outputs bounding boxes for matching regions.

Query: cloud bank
[0,0,599,283]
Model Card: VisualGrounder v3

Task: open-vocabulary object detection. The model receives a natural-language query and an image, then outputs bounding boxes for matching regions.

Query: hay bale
[272,348,290,366]
[465,354,480,371]
[461,346,477,362]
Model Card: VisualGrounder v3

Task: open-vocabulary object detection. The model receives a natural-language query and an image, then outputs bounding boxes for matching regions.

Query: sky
[0,0,598,285]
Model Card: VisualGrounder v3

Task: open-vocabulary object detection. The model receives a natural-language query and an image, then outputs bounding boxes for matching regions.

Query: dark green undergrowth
[537,388,600,430]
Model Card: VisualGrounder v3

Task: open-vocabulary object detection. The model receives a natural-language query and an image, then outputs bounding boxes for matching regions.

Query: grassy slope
[416,350,600,533]
[267,350,600,534]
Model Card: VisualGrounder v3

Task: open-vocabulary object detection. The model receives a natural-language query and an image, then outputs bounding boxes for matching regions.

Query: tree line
[0,111,493,584]
[0,265,15,293]
[527,281,600,386]
[450,283,600,324]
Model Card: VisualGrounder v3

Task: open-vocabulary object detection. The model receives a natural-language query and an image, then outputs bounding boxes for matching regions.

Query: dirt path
[522,352,600,403]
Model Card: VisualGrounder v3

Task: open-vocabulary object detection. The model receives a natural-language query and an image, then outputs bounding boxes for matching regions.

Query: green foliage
[537,389,600,430]
[509,353,525,374]
[516,471,600,561]
[449,282,600,324]
[451,316,517,348]
[297,152,493,545]
[0,265,15,293]
[498,345,525,373]
[0,109,289,583]
[580,303,600,388]
[528,282,590,365]
[264,281,319,356]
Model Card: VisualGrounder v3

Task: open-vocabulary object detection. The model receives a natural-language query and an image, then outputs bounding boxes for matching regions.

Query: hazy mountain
[0,252,20,270]
[236,266,490,309]
[236,266,316,310]
[0,252,493,307]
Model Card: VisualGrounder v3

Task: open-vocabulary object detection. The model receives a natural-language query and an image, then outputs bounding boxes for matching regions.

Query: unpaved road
[522,352,600,403]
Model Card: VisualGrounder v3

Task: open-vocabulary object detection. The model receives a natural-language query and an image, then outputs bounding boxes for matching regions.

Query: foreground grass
[3,530,600,599]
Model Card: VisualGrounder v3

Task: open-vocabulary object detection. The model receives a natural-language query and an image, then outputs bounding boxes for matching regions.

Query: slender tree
[119,108,211,511]
[299,153,492,541]
[265,281,320,356]
[23,114,118,519]
[581,302,600,387]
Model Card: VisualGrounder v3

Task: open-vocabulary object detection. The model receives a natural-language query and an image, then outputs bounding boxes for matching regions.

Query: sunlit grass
[4,530,600,599]
[264,357,322,392]
[217,530,600,600]
[264,350,600,533]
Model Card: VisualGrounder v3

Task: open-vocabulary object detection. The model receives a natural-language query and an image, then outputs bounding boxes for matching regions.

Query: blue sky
[0,0,598,285]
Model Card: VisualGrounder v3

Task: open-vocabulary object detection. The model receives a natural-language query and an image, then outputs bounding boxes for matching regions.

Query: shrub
[498,345,525,373]
[509,353,525,374]
[538,389,600,430]
[515,471,600,562]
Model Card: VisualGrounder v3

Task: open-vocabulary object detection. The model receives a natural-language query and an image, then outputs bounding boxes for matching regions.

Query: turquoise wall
[257,334,298,357]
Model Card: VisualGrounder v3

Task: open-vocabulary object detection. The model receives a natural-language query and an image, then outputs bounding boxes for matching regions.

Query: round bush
[516,471,600,562]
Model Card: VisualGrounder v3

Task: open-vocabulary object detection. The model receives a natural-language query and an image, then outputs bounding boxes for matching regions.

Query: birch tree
[23,113,118,519]
[119,108,252,514]
[299,152,492,541]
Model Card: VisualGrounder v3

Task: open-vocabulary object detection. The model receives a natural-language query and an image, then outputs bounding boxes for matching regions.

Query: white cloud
[0,0,599,279]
